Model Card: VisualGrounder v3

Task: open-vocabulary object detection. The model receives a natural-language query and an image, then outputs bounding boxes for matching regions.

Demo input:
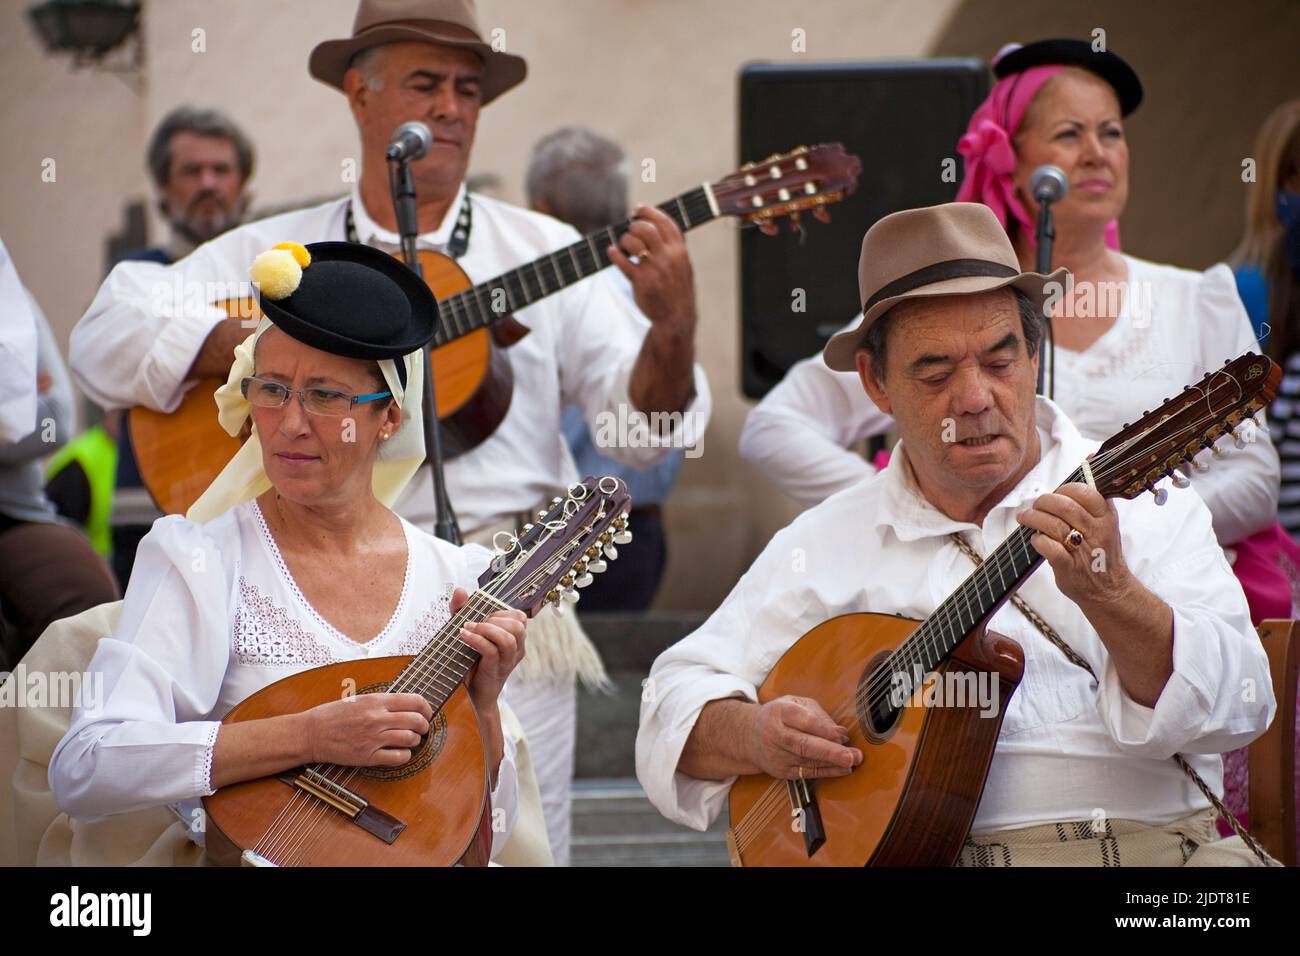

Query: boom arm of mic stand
[389,157,462,545]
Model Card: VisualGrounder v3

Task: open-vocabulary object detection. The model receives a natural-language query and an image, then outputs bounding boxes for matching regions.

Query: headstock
[1090,353,1280,503]
[710,143,862,236]
[478,476,633,616]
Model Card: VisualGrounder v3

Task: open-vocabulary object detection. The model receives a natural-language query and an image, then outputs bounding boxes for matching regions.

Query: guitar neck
[386,590,502,711]
[894,463,1089,678]
[432,185,718,346]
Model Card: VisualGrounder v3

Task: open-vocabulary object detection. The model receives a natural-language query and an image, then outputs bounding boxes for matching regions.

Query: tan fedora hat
[823,202,1068,372]
[309,0,527,105]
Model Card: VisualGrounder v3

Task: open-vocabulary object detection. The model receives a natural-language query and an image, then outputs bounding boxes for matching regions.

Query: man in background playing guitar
[637,202,1275,866]
[68,0,711,867]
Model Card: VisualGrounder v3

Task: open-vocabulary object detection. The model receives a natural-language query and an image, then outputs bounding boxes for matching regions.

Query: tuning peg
[757,220,779,237]
[603,543,619,561]
[1151,486,1168,506]
[546,588,561,605]
[812,205,831,224]
[536,510,548,521]
[561,588,580,604]
[613,529,633,545]
[1192,457,1210,473]
[1170,470,1191,489]
[587,558,608,573]
[522,523,534,534]
[1210,444,1226,459]
[575,572,594,588]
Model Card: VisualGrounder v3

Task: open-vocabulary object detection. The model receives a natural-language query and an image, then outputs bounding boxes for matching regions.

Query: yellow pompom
[272,241,311,269]
[250,249,303,300]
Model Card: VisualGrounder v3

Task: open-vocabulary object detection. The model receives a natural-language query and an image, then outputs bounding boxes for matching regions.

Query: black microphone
[1030,164,1068,204]
[386,121,432,162]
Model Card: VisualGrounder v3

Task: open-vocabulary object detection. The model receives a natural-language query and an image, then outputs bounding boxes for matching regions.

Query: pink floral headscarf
[956,56,1121,250]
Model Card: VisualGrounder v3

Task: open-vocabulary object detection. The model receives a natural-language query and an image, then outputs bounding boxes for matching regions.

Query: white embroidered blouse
[48,499,517,857]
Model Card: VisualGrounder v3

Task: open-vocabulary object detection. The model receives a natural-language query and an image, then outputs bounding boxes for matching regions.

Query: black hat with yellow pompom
[249,241,439,363]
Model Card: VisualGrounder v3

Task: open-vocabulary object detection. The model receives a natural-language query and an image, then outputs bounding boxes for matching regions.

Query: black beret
[255,241,439,364]
[994,38,1143,116]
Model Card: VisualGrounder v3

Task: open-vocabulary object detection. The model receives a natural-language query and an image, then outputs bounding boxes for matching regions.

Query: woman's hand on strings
[452,586,527,712]
[301,692,434,767]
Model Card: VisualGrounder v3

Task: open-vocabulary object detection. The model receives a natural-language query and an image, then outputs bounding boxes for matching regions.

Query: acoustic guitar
[726,352,1280,866]
[202,475,631,867]
[130,143,864,515]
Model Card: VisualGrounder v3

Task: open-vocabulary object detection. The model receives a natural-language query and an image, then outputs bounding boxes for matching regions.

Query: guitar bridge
[277,768,408,845]
[787,778,827,858]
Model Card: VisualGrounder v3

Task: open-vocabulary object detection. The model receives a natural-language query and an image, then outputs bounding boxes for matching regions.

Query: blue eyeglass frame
[240,376,392,413]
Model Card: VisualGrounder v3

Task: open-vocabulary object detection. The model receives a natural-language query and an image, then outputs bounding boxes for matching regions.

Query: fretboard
[385,591,503,711]
[431,186,717,346]
[881,464,1088,705]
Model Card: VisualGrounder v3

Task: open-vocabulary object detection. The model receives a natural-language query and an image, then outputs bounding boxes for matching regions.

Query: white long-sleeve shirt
[69,183,712,534]
[48,499,519,860]
[739,255,1279,546]
[0,236,38,445]
[638,398,1275,834]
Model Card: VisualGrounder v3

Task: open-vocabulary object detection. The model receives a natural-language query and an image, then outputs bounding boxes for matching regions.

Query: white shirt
[69,183,712,533]
[738,255,1279,546]
[0,236,38,444]
[637,398,1275,834]
[48,499,518,859]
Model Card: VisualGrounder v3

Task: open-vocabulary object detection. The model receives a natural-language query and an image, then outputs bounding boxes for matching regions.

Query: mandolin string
[267,517,587,864]
[257,591,512,865]
[732,383,1262,850]
[260,546,545,867]
[262,587,530,865]
[254,525,544,867]
[259,507,612,864]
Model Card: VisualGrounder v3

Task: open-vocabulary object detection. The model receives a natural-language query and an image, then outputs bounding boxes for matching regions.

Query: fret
[567,243,582,278]
[585,234,602,272]
[675,195,691,229]
[531,259,549,296]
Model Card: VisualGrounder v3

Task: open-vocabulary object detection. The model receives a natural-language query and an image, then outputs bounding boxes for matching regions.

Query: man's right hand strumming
[677,695,862,782]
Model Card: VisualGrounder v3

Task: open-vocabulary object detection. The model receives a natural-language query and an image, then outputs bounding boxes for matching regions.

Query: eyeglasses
[241,376,392,417]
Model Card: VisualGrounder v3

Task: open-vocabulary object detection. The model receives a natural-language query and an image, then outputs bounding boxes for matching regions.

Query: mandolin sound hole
[353,682,449,782]
[857,651,903,742]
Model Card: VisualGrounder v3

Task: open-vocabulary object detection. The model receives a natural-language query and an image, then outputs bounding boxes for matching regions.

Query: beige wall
[1,0,963,612]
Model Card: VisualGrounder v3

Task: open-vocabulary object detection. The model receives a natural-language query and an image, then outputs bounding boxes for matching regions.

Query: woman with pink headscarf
[743,38,1281,597]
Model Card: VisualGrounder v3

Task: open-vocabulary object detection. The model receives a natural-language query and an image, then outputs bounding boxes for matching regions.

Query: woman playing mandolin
[48,241,527,861]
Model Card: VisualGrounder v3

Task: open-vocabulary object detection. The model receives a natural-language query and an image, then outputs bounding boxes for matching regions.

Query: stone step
[571,777,730,866]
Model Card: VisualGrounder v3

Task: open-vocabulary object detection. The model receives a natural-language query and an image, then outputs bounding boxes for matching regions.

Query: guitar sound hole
[353,683,449,781]
[857,654,902,741]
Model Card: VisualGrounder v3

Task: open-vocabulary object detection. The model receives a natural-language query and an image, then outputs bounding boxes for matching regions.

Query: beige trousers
[956,808,1274,867]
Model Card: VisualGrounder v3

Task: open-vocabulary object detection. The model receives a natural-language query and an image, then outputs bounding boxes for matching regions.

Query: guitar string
[274,528,603,866]
[257,590,512,865]
[256,509,611,864]
[257,524,555,865]
[732,397,1246,849]
[729,383,1262,852]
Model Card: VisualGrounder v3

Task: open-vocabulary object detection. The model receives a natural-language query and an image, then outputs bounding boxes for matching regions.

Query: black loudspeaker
[739,59,990,398]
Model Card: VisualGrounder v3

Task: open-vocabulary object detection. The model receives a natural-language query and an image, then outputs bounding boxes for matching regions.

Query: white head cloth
[187,316,426,523]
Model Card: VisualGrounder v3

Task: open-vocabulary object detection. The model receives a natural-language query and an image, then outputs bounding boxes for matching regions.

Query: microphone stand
[1034,197,1057,400]
[388,155,462,545]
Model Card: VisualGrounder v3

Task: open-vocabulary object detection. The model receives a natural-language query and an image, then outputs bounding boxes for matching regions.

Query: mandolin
[202,475,632,867]
[130,143,864,515]
[726,353,1281,866]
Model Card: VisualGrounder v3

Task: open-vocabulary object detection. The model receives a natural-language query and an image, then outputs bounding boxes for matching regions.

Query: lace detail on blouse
[233,577,338,667]
[395,584,457,656]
